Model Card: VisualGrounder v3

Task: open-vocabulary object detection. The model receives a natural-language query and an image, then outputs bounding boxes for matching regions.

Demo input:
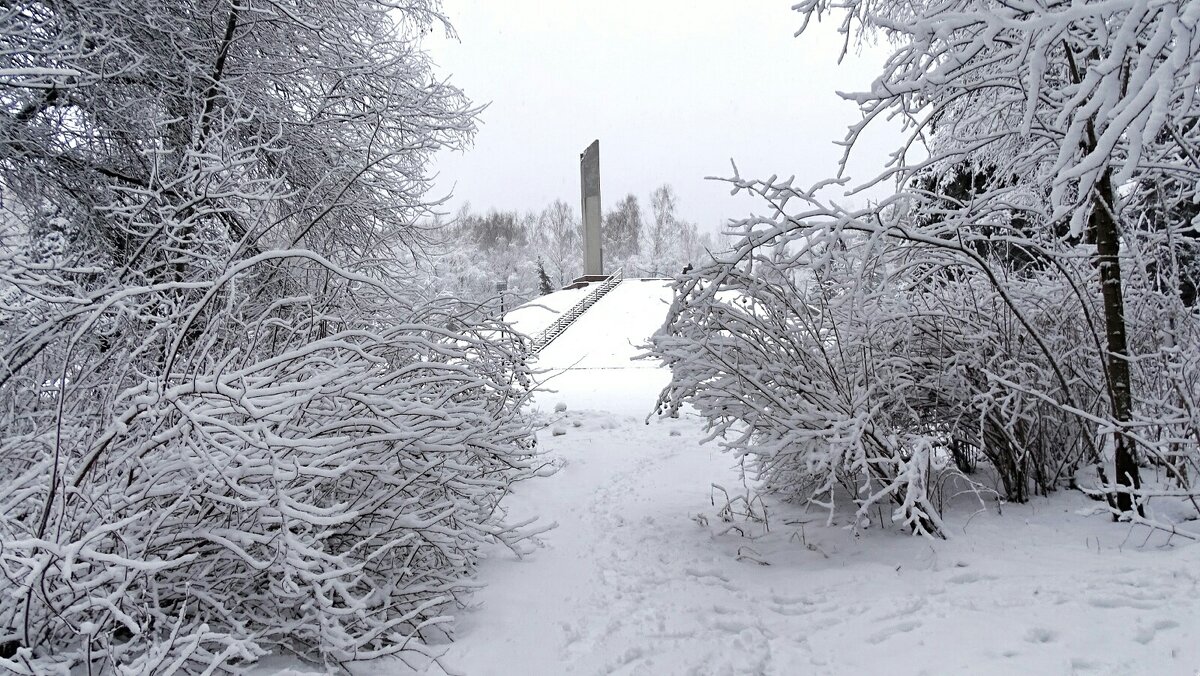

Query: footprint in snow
[872,598,926,622]
[1086,595,1159,610]
[946,571,996,584]
[1134,619,1179,644]
[684,567,731,583]
[865,620,921,645]
[768,594,820,617]
[1024,627,1057,644]
[768,603,815,617]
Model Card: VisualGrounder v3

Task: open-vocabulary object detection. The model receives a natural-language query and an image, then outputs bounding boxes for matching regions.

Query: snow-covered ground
[422,412,1199,676]
[298,281,1200,675]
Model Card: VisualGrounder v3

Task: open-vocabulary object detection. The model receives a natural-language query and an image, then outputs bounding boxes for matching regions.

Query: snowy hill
[507,279,676,417]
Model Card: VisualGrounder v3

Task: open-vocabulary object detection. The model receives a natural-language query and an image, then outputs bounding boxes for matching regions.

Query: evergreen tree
[537,257,555,295]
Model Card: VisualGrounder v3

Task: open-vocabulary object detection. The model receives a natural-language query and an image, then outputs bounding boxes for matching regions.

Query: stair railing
[530,268,623,353]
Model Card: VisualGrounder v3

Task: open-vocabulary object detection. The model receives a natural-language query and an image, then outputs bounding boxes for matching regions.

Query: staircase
[530,270,623,353]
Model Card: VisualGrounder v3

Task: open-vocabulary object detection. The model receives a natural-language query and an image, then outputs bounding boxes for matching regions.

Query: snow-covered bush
[0,270,542,671]
[0,0,547,670]
[652,205,1198,538]
[653,235,955,537]
[653,0,1200,535]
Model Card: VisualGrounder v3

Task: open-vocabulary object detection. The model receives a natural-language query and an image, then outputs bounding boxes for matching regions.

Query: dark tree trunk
[1063,42,1143,516]
[1090,169,1143,516]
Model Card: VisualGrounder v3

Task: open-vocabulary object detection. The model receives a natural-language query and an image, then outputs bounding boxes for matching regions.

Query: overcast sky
[424,1,898,231]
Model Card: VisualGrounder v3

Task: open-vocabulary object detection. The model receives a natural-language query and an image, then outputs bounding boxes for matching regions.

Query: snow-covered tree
[638,184,717,276]
[537,257,555,295]
[646,184,679,269]
[0,0,545,671]
[653,0,1200,534]
[536,199,584,287]
[604,193,643,268]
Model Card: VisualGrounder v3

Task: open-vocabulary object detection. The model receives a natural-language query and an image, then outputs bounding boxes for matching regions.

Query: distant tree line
[425,185,718,309]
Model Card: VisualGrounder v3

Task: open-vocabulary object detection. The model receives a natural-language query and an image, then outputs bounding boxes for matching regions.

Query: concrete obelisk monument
[580,140,603,276]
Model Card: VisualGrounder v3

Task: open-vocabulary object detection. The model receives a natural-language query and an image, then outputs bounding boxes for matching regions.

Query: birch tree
[604,193,644,268]
[537,199,583,287]
[646,184,679,273]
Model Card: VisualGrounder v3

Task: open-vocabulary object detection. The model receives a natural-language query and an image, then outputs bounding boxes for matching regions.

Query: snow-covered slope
[533,279,673,369]
[504,284,594,339]
[516,279,676,417]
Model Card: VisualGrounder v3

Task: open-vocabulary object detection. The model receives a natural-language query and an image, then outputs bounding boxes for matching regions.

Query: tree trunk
[1063,42,1143,516]
[1090,169,1143,515]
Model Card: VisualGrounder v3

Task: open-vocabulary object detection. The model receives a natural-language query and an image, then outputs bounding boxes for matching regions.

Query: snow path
[412,409,1200,676]
[349,282,1200,675]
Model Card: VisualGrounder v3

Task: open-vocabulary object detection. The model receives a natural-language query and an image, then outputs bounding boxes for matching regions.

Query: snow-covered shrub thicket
[0,281,541,670]
[653,0,1200,537]
[1,0,543,671]
[653,237,955,537]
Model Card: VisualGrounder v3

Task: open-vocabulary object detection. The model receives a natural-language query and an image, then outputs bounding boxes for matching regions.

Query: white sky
[424,1,899,231]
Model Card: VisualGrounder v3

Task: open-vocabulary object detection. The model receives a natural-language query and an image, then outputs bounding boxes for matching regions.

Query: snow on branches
[651,236,953,538]
[652,0,1200,536]
[0,0,545,671]
[1,292,543,671]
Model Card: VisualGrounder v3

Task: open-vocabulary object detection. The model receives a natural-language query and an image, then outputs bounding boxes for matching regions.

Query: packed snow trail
[350,281,1200,675]
[406,409,1200,676]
